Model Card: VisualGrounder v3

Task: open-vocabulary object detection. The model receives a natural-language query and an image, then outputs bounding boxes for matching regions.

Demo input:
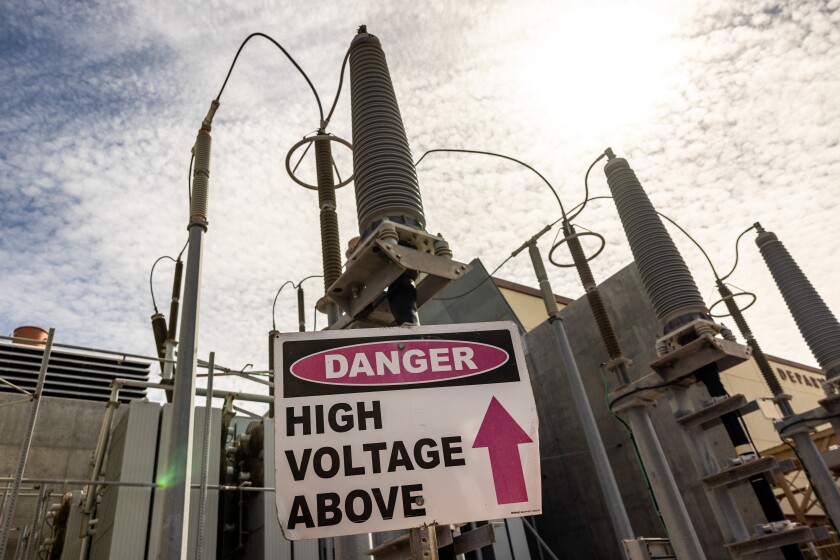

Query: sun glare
[514,4,687,139]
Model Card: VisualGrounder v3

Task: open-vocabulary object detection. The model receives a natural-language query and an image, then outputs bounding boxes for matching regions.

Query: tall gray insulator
[755,226,840,378]
[349,26,426,236]
[603,153,708,332]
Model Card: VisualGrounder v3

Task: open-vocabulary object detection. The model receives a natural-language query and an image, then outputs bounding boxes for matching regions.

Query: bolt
[415,496,424,506]
[398,342,405,349]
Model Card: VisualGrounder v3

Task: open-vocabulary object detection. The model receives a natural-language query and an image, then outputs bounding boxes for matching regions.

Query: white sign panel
[274,321,541,540]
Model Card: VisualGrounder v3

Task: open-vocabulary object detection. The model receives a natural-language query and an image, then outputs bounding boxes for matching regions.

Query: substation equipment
[4,23,840,560]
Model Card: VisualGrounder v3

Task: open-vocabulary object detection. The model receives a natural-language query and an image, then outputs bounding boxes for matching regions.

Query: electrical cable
[720,225,757,281]
[214,32,324,123]
[187,151,195,205]
[323,47,351,129]
[271,281,294,331]
[608,373,695,412]
[414,148,568,220]
[567,151,607,222]
[598,365,668,534]
[434,255,515,301]
[176,238,189,261]
[149,255,177,313]
[272,275,323,331]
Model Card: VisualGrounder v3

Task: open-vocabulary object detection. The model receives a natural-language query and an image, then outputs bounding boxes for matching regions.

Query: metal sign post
[273,321,541,542]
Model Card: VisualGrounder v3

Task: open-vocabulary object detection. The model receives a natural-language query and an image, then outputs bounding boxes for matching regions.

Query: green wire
[598,364,669,535]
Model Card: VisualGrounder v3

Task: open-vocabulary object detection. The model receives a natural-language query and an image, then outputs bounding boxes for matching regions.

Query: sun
[511,3,690,139]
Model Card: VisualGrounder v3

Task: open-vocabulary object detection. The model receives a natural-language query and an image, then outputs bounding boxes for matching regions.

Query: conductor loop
[285,133,354,190]
[709,290,757,318]
[549,230,606,268]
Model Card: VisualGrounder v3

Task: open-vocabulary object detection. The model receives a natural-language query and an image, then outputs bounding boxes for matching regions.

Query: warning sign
[274,321,541,540]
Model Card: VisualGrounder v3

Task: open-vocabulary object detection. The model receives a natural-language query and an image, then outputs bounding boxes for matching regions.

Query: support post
[159,110,213,559]
[621,406,707,560]
[196,352,215,560]
[788,430,840,525]
[0,328,54,559]
[526,243,635,547]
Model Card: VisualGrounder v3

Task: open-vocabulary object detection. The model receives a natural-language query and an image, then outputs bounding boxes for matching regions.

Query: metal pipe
[622,406,707,560]
[526,243,635,546]
[549,318,636,545]
[24,485,46,560]
[159,115,213,559]
[78,380,120,560]
[196,352,214,560]
[788,431,840,527]
[0,328,54,559]
[520,518,560,560]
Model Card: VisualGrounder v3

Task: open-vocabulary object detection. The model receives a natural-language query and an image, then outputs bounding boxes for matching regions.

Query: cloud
[1,0,838,410]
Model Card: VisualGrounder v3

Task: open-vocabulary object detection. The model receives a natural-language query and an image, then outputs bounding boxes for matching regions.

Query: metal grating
[0,341,150,403]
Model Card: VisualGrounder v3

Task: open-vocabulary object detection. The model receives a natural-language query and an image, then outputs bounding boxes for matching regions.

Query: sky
[2,0,839,406]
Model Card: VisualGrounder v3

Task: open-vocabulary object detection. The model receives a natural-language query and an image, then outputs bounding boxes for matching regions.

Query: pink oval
[289,339,509,386]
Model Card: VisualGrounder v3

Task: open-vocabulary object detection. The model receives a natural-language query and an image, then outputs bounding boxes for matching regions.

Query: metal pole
[196,352,215,560]
[24,485,46,560]
[78,382,121,559]
[622,406,707,560]
[159,108,214,559]
[0,328,54,559]
[789,431,840,525]
[526,244,635,545]
[549,318,636,543]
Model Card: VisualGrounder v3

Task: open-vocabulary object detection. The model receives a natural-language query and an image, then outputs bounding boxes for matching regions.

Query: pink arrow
[473,396,533,504]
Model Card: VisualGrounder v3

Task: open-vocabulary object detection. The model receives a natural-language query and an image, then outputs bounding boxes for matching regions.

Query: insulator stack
[717,282,785,400]
[167,259,184,339]
[565,223,622,360]
[297,287,306,332]
[756,227,840,378]
[348,27,426,236]
[191,131,212,219]
[315,138,343,291]
[603,154,707,332]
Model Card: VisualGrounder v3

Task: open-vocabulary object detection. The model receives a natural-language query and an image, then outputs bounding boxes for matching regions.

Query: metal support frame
[667,387,751,545]
[0,327,54,559]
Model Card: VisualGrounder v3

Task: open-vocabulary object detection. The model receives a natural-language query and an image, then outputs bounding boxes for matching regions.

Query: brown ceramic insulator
[719,283,784,398]
[315,137,343,292]
[566,226,623,360]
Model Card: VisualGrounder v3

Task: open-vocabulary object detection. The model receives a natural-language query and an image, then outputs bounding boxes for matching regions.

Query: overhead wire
[214,32,324,123]
[415,148,568,221]
[149,255,178,314]
[720,225,757,282]
[271,275,323,331]
[566,151,607,222]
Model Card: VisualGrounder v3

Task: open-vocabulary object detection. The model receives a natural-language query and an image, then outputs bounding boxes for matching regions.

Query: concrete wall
[0,392,106,559]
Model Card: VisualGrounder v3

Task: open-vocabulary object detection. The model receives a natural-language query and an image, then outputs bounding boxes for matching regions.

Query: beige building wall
[494,277,828,452]
[494,279,569,332]
[721,357,827,451]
